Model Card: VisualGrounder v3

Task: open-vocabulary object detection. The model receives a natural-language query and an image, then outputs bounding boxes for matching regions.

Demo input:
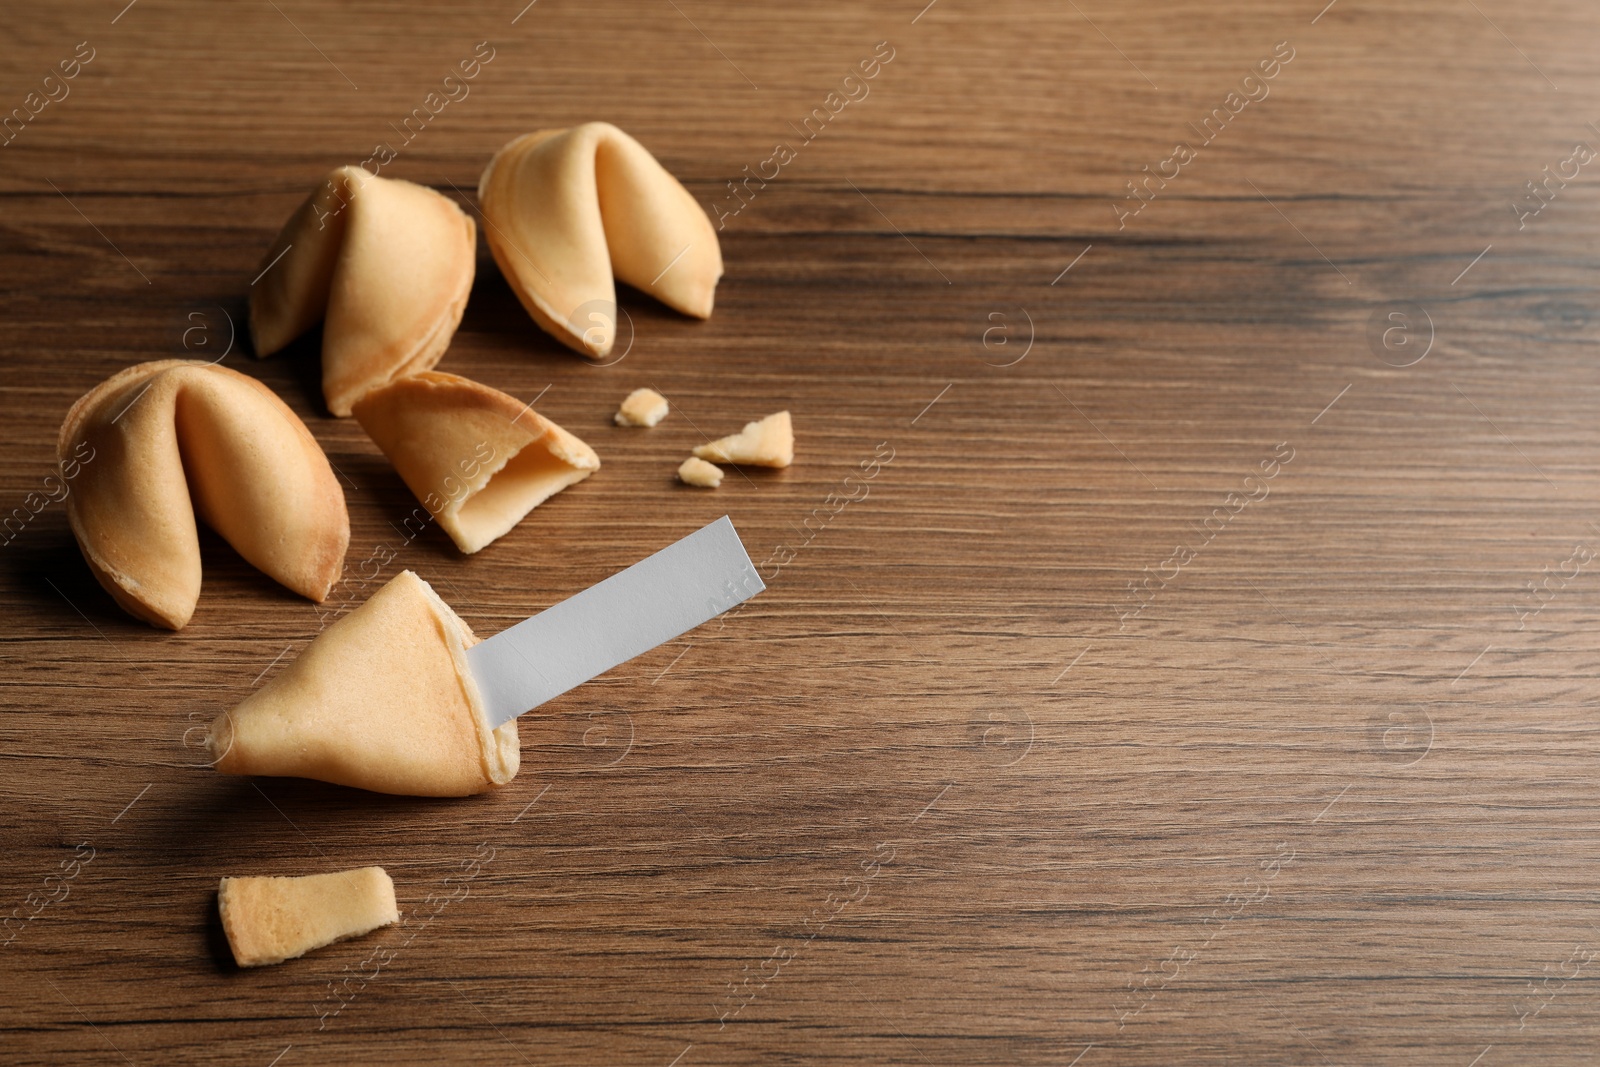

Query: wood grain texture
[3,0,1600,1063]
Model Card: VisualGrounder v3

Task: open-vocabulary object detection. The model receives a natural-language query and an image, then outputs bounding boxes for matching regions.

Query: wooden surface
[4,0,1600,1063]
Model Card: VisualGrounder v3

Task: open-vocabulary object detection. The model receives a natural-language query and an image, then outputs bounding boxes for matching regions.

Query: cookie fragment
[615,388,669,428]
[692,411,793,468]
[677,456,723,488]
[219,867,399,968]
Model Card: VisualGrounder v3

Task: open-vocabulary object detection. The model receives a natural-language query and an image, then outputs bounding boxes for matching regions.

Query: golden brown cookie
[59,359,349,630]
[219,867,399,967]
[249,166,476,416]
[478,123,721,359]
[352,371,599,554]
[208,569,519,796]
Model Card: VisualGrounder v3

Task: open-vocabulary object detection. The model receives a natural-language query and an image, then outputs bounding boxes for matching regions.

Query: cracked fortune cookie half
[477,122,722,359]
[59,360,349,631]
[249,165,476,416]
[208,569,519,796]
[352,371,599,555]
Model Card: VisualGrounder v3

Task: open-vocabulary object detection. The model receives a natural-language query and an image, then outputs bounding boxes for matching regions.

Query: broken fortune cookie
[59,360,349,630]
[208,569,518,796]
[249,165,476,416]
[477,122,722,359]
[352,371,600,555]
[219,866,399,967]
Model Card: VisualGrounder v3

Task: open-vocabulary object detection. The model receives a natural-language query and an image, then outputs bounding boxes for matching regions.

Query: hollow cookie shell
[219,867,399,968]
[352,371,599,555]
[249,166,476,416]
[478,122,722,359]
[208,569,519,797]
[59,360,349,630]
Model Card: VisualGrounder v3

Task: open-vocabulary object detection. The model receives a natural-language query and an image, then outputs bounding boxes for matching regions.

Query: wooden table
[4,1,1599,1063]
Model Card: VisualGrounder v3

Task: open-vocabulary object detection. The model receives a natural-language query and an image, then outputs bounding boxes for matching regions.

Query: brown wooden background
[4,0,1600,1063]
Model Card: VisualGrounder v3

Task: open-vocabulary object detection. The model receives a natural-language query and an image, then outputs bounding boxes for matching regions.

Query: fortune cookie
[352,371,599,554]
[249,165,476,416]
[477,122,722,359]
[59,360,349,630]
[208,569,519,796]
[219,867,399,967]
[693,411,793,468]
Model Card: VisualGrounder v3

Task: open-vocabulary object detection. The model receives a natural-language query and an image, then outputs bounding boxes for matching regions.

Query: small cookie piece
[614,388,669,427]
[219,867,399,968]
[693,411,792,468]
[678,456,723,488]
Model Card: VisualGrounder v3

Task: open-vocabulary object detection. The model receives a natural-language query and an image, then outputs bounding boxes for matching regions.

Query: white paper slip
[466,516,765,727]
